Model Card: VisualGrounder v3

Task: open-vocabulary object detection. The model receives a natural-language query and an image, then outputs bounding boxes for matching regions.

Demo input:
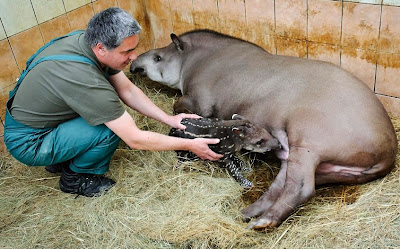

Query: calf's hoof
[240,179,254,188]
[241,166,252,173]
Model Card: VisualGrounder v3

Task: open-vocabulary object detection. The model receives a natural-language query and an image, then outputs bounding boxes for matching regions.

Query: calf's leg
[222,156,253,188]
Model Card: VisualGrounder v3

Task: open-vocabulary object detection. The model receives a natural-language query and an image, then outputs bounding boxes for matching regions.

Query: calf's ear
[232,127,245,138]
[170,33,184,52]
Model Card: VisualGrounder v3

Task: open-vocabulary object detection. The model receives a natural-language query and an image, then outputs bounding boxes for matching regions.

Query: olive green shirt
[11,31,125,128]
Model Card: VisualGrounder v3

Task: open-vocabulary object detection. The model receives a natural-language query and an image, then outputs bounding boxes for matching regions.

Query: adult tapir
[130,30,397,229]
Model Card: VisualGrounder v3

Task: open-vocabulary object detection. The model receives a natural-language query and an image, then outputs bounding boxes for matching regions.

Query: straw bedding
[0,74,399,248]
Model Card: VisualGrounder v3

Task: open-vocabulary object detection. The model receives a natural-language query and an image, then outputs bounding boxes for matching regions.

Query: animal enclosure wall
[0,0,400,137]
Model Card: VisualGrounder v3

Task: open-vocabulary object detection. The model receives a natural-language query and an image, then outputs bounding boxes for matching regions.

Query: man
[4,8,222,197]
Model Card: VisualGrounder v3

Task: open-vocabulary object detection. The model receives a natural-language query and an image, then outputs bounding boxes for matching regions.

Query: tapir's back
[180,32,396,165]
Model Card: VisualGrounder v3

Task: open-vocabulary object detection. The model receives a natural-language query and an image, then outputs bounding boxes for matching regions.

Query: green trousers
[4,104,120,174]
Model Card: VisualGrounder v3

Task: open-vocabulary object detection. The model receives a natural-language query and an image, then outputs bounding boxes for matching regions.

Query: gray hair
[85,7,141,50]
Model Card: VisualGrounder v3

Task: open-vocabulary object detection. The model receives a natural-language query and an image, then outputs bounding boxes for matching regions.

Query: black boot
[59,166,116,197]
[45,160,70,173]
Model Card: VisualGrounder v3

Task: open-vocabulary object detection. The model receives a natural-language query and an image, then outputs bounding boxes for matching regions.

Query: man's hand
[168,113,202,130]
[169,113,223,160]
[190,138,223,161]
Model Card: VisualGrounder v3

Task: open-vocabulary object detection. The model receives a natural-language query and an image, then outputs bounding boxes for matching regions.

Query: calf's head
[230,115,281,153]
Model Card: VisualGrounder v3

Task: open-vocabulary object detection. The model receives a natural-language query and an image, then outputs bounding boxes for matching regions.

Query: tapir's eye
[256,140,264,145]
[154,55,162,62]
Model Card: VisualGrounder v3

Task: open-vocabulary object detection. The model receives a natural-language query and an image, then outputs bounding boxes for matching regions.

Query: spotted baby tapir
[169,114,281,187]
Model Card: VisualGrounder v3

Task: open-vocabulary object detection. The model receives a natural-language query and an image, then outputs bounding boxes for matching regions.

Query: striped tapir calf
[169,115,281,188]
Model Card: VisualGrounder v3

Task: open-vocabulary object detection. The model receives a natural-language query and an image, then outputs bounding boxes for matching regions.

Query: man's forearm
[126,87,170,121]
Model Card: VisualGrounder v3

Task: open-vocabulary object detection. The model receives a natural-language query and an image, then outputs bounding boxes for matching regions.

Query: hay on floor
[0,74,399,248]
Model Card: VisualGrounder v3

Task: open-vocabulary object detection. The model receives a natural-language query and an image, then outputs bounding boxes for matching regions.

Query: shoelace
[74,175,97,199]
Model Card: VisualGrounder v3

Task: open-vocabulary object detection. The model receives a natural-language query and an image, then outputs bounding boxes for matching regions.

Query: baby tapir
[169,114,281,187]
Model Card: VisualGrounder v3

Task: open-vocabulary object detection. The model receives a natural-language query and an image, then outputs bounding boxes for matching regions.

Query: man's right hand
[190,138,223,161]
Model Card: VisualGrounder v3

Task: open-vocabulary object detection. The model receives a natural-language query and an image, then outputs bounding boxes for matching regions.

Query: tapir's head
[231,114,281,153]
[130,33,186,91]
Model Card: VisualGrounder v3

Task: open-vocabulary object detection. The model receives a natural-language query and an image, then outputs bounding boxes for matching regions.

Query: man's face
[103,35,139,70]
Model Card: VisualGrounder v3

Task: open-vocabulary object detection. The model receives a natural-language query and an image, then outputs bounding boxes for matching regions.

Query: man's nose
[129,52,138,61]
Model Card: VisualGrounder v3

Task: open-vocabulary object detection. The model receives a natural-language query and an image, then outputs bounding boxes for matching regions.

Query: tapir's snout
[130,59,147,76]
[130,65,146,76]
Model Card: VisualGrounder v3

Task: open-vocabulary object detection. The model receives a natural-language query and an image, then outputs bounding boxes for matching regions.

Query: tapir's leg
[173,96,196,114]
[246,147,320,229]
[315,158,395,185]
[241,160,288,218]
[241,130,291,218]
[174,95,216,117]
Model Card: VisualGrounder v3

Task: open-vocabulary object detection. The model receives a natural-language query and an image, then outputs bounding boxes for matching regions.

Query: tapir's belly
[189,55,396,183]
[212,88,395,167]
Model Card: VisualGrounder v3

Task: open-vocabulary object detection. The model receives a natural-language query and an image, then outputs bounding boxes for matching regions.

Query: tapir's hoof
[246,217,279,230]
[241,205,264,219]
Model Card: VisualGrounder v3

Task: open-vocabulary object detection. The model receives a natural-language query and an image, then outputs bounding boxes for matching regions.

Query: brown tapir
[130,30,398,229]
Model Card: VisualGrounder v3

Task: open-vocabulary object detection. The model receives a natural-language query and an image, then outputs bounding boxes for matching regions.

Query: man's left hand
[168,113,202,130]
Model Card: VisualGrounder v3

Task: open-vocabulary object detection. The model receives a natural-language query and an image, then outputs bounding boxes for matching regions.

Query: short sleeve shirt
[10,31,125,128]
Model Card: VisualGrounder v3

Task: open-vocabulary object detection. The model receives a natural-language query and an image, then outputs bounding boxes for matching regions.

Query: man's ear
[95,43,107,56]
[170,33,184,52]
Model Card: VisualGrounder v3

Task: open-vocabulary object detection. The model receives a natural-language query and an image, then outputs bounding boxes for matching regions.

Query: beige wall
[0,0,400,124]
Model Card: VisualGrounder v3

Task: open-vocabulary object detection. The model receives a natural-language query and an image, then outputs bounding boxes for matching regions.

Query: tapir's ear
[232,127,245,137]
[170,33,184,52]
[232,114,245,120]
